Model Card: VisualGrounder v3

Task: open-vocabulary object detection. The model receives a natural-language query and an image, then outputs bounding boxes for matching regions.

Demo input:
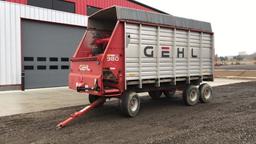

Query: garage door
[21,20,85,89]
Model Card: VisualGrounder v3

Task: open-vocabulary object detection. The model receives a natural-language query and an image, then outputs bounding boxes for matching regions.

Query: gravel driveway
[0,82,256,144]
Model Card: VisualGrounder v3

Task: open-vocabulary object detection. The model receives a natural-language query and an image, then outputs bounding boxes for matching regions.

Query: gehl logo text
[144,46,198,58]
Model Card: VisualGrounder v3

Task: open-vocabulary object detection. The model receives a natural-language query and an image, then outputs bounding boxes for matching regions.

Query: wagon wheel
[183,85,199,106]
[120,91,140,117]
[199,83,213,103]
[148,91,162,100]
[89,94,104,107]
[163,88,176,98]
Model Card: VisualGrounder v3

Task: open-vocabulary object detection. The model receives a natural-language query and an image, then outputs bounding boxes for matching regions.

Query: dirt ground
[215,64,256,70]
[1,82,256,144]
[215,64,256,78]
[215,70,256,78]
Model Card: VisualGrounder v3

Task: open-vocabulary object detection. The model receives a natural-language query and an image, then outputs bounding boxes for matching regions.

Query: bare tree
[237,55,244,61]
[234,55,244,65]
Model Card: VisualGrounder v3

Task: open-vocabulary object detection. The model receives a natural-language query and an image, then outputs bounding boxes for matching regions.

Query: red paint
[6,0,159,15]
[7,0,27,4]
[65,0,87,15]
[102,22,125,93]
[95,38,110,45]
[57,97,106,128]
[161,47,170,50]
[85,0,156,15]
[69,21,125,96]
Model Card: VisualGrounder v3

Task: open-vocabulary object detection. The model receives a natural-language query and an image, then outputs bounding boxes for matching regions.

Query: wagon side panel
[125,23,214,87]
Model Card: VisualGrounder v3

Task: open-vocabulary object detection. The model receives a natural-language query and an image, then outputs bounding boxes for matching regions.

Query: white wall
[0,1,88,85]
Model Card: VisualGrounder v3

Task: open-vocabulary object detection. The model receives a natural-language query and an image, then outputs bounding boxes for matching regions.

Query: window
[50,57,58,62]
[61,57,69,62]
[61,65,69,69]
[53,0,75,13]
[28,0,52,9]
[87,6,101,16]
[24,57,34,61]
[28,0,75,13]
[50,65,58,70]
[37,65,47,70]
[37,57,47,62]
[24,66,34,70]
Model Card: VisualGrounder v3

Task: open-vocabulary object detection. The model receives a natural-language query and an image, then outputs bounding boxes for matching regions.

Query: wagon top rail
[90,6,212,33]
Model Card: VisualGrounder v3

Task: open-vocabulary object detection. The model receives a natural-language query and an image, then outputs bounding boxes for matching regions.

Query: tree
[224,56,228,61]
[236,55,244,62]
[219,56,228,65]
[234,55,244,65]
[220,56,225,64]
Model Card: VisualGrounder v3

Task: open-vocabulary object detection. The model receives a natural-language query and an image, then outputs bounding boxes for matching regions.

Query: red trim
[95,38,110,45]
[7,0,27,4]
[6,0,160,16]
[86,0,156,14]
[161,47,170,50]
[57,97,106,128]
[101,21,125,94]
[101,21,121,61]
[65,0,87,15]
[104,88,120,94]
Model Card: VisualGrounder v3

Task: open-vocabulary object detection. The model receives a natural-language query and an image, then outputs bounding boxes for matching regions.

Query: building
[238,51,247,56]
[0,0,166,91]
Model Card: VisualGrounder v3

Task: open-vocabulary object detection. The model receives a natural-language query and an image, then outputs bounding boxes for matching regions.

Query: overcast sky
[136,0,256,56]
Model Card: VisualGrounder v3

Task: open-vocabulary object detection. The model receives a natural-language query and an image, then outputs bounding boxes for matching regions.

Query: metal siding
[7,0,160,15]
[125,23,214,85]
[86,0,155,12]
[0,3,5,84]
[0,1,87,86]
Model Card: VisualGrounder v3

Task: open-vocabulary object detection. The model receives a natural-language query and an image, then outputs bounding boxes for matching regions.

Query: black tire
[163,88,176,98]
[183,85,199,106]
[88,94,104,107]
[89,94,98,104]
[148,91,162,99]
[120,91,140,117]
[199,83,213,103]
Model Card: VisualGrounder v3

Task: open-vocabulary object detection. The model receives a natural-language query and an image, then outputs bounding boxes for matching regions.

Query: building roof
[128,0,169,14]
[90,6,212,33]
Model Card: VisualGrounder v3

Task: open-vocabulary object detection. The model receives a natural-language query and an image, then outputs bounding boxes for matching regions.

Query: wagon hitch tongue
[56,97,106,129]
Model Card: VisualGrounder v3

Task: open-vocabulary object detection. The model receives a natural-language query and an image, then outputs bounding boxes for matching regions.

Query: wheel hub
[130,97,138,112]
[204,88,211,99]
[190,90,197,102]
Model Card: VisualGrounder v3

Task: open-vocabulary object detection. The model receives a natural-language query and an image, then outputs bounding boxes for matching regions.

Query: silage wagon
[57,6,214,128]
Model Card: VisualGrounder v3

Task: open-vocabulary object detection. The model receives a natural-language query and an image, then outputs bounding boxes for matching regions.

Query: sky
[136,0,256,56]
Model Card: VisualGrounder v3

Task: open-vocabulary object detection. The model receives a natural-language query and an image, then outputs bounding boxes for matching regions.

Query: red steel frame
[57,21,125,128]
[57,96,106,128]
[68,21,125,96]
